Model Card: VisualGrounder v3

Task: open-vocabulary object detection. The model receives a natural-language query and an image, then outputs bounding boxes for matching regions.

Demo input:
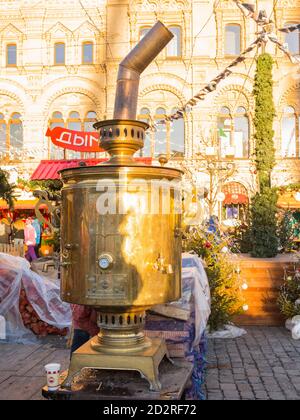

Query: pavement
[1,326,299,400]
[204,326,300,400]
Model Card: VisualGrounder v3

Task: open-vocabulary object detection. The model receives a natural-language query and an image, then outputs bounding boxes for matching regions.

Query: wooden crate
[233,255,294,326]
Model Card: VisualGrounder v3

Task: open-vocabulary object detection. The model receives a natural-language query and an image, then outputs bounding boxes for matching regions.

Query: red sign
[46,127,103,152]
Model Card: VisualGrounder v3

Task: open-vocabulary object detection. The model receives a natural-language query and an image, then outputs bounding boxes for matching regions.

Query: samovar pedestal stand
[62,338,168,391]
[61,310,170,391]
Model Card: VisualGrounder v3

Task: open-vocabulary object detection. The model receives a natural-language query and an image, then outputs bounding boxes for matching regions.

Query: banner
[46,127,103,152]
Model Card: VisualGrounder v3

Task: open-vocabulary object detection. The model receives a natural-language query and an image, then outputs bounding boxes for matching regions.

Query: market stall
[0,253,71,342]
[0,251,210,399]
[277,190,300,245]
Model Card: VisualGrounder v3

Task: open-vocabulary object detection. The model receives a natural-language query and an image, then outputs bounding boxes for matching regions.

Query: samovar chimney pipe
[113,21,173,120]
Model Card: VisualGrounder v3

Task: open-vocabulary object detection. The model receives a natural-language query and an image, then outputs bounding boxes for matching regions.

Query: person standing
[70,305,99,354]
[0,218,11,244]
[24,218,37,262]
[32,218,41,257]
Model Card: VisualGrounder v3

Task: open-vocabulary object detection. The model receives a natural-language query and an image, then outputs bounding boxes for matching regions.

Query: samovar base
[61,337,169,392]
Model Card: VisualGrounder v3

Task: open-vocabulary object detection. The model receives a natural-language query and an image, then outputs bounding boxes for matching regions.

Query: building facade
[0,0,299,219]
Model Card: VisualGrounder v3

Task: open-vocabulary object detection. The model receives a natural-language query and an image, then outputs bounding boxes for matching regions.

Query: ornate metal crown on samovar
[59,21,182,391]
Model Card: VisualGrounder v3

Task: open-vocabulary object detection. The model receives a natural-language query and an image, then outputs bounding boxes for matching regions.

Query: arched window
[140,107,150,115]
[218,106,250,158]
[54,42,65,65]
[82,42,93,64]
[137,105,185,159]
[234,107,249,158]
[84,111,97,132]
[7,44,17,67]
[50,111,64,129]
[220,106,230,114]
[284,23,300,55]
[225,24,241,56]
[140,27,151,39]
[166,26,182,57]
[155,107,166,115]
[67,111,81,131]
[282,106,296,157]
[170,108,185,157]
[0,114,7,153]
[9,113,23,149]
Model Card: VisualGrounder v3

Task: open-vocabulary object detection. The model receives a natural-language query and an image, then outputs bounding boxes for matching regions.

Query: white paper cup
[45,363,61,391]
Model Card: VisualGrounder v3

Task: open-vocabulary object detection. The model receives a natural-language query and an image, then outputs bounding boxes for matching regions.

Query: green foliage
[42,229,60,253]
[250,188,278,257]
[278,270,300,319]
[253,53,276,191]
[227,213,252,254]
[277,183,300,194]
[0,168,15,209]
[277,211,294,253]
[184,229,243,331]
[17,178,63,192]
[249,54,278,257]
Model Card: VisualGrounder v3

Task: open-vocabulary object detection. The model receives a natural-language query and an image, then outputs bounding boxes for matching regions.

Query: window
[84,111,97,132]
[50,111,64,130]
[67,112,81,159]
[54,42,65,65]
[0,113,7,153]
[282,106,297,157]
[48,112,65,159]
[9,113,23,149]
[218,106,249,158]
[284,23,300,55]
[137,107,185,158]
[7,44,17,67]
[82,42,93,64]
[67,111,81,131]
[0,112,23,154]
[234,107,249,158]
[225,24,241,56]
[140,27,151,39]
[166,26,182,57]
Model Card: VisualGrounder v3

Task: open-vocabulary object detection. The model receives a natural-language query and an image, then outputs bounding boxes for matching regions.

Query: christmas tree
[185,228,243,331]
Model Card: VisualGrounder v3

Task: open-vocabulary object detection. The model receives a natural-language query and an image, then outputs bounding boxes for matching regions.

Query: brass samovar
[60,21,182,391]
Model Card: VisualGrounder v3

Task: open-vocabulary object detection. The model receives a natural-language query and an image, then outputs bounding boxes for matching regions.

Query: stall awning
[31,158,153,180]
[277,192,300,209]
[224,193,248,205]
[0,199,47,210]
[222,182,249,205]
